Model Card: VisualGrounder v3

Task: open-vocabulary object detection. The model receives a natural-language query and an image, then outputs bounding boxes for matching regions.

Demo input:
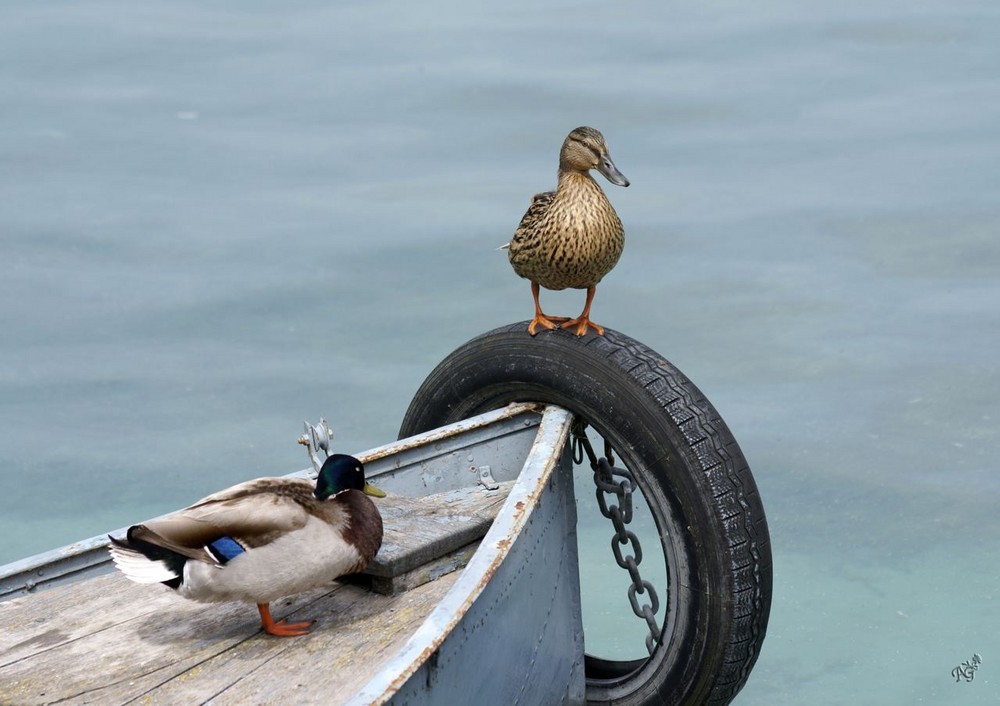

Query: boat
[0,324,773,705]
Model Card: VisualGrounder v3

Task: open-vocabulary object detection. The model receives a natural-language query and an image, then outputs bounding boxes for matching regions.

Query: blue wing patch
[207,536,245,564]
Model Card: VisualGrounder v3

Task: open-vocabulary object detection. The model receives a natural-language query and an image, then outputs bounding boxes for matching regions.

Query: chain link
[573,421,662,656]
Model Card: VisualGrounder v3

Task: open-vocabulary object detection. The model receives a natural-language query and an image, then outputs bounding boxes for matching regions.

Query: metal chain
[572,421,663,655]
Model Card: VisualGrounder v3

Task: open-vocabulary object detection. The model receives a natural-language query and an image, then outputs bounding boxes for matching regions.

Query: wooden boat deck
[0,404,583,705]
[1,569,458,705]
[0,485,512,705]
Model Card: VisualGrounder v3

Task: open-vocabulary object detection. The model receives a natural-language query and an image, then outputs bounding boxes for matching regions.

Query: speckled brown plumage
[506,126,629,336]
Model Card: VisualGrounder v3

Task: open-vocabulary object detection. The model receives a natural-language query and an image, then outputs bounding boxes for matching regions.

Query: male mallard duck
[505,126,629,336]
[108,454,385,637]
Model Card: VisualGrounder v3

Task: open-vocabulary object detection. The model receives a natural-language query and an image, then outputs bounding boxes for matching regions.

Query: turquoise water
[2,0,999,702]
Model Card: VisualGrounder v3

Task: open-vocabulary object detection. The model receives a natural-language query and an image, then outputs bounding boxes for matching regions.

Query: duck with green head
[505,126,629,336]
[109,454,385,637]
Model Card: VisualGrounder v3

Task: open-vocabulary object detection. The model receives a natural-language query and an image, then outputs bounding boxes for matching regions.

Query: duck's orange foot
[560,316,605,337]
[257,603,314,637]
[527,314,569,336]
[263,618,314,637]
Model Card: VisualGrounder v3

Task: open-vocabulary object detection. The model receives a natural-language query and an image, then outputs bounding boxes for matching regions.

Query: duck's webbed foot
[527,281,569,336]
[559,316,604,336]
[257,603,314,637]
[560,286,605,336]
[528,313,570,336]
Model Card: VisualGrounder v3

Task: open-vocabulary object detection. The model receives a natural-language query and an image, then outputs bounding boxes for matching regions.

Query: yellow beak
[363,481,387,498]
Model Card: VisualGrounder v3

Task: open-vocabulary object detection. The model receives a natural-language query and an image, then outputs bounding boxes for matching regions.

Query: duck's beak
[363,482,387,498]
[597,155,629,187]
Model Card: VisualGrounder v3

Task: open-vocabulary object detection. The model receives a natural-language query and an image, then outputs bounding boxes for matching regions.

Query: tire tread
[399,323,772,705]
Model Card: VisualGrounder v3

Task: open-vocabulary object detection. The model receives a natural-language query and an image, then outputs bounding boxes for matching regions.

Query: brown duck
[505,126,629,336]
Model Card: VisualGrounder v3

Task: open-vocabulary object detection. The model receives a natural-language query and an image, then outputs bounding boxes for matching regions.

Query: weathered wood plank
[370,542,480,596]
[0,483,513,705]
[368,482,512,585]
[0,563,460,705]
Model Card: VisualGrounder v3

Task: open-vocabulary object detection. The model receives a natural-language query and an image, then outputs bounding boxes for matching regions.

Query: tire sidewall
[400,324,760,705]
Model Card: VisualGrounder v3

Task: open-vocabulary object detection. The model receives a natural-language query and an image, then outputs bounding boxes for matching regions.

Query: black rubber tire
[399,323,772,706]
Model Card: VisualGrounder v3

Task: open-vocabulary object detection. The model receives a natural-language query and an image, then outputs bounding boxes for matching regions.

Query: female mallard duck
[108,454,384,637]
[506,126,629,336]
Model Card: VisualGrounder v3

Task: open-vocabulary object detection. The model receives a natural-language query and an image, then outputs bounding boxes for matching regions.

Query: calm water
[2,0,999,702]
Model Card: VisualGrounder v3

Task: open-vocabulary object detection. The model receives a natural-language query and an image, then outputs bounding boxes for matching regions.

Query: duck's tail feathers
[108,524,207,587]
[497,242,510,251]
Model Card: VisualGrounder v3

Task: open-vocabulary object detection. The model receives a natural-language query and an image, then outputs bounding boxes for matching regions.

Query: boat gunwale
[347,404,575,705]
[0,402,548,602]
